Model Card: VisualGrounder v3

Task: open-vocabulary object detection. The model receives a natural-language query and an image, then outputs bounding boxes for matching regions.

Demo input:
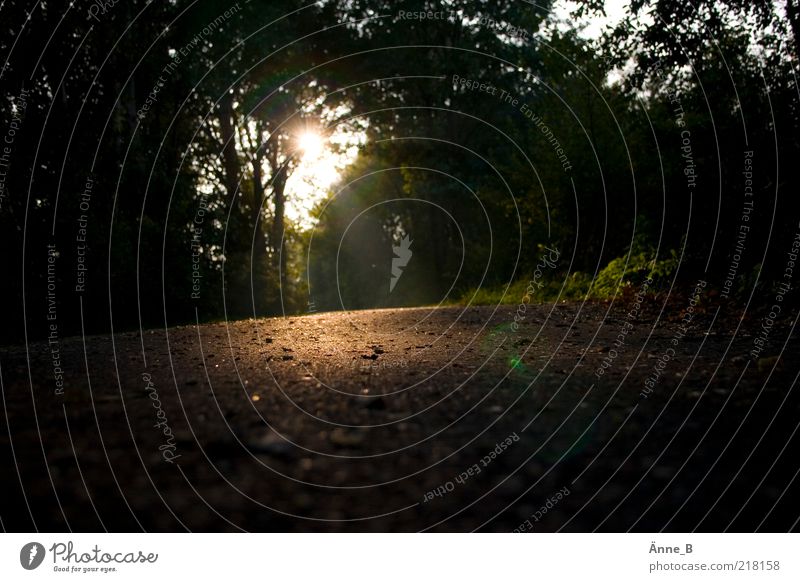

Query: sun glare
[286,120,367,229]
[298,131,324,158]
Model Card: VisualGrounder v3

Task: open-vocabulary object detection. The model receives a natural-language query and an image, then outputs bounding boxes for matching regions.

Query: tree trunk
[786,0,800,65]
[272,167,288,294]
[245,152,270,312]
[218,92,240,199]
[252,153,266,244]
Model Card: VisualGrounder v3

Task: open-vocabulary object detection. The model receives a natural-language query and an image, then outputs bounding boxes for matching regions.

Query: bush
[588,246,678,299]
[454,242,678,305]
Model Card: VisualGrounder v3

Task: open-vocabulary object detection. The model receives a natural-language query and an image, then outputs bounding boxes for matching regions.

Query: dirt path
[2,304,799,531]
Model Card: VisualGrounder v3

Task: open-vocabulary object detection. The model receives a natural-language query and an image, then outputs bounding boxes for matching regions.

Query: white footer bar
[1,534,797,581]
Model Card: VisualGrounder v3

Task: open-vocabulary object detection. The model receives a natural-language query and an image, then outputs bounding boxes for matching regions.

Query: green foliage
[589,245,678,299]
[455,241,679,306]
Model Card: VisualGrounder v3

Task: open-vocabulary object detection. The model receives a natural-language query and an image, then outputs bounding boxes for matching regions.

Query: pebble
[330,428,364,446]
[247,432,293,457]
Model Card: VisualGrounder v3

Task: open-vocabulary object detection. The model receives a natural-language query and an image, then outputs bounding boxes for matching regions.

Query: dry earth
[2,303,799,531]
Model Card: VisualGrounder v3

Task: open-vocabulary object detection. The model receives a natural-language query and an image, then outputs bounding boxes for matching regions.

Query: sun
[285,122,366,229]
[298,131,324,158]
